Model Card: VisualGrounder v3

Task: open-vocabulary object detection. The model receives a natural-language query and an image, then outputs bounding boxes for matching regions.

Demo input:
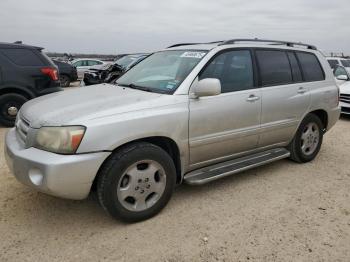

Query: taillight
[41,67,59,81]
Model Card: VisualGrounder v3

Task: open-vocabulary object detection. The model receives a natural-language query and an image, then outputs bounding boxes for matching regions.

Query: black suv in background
[53,60,78,87]
[0,42,62,126]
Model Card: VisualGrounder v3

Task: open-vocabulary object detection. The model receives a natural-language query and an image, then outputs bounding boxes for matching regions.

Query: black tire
[0,93,28,127]
[59,74,71,87]
[97,142,176,222]
[288,113,324,163]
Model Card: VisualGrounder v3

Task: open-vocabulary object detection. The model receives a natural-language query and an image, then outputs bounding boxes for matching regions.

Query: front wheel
[97,142,176,222]
[289,113,324,163]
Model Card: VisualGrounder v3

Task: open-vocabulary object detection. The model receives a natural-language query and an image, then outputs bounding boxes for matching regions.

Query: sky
[1,0,350,55]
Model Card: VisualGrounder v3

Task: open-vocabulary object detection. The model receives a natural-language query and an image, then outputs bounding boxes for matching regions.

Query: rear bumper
[5,128,110,200]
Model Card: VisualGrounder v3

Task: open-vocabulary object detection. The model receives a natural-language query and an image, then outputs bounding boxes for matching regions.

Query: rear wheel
[0,93,28,127]
[97,142,176,222]
[289,113,324,163]
[59,74,71,87]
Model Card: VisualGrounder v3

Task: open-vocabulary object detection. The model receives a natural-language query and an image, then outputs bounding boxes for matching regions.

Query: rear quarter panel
[307,52,340,130]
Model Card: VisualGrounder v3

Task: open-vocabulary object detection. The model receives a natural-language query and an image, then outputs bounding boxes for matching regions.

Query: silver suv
[5,39,340,222]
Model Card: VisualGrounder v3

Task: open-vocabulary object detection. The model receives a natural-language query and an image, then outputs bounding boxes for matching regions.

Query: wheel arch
[59,73,71,79]
[91,136,183,192]
[0,86,35,99]
[309,109,328,131]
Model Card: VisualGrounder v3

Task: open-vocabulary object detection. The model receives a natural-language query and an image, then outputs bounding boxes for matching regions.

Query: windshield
[116,50,208,93]
[341,59,350,67]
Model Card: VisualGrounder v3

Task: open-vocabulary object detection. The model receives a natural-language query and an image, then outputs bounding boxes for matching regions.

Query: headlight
[34,126,86,154]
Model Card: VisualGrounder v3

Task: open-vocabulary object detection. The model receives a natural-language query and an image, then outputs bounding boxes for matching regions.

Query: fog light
[29,169,44,186]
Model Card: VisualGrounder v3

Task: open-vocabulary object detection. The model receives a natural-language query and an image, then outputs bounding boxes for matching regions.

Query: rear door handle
[246,94,260,102]
[297,87,307,94]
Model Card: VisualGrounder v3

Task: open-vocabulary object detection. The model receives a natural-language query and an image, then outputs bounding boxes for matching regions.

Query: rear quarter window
[1,48,45,66]
[296,52,325,82]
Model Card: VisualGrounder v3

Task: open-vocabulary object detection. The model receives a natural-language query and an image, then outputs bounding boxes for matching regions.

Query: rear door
[257,49,311,147]
[189,49,262,167]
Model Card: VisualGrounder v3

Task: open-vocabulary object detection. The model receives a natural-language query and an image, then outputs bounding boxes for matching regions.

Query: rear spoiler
[12,41,44,50]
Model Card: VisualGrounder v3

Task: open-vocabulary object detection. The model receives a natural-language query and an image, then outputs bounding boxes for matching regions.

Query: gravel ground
[0,117,349,262]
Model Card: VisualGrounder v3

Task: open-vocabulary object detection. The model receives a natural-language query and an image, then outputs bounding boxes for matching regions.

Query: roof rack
[218,38,317,50]
[167,41,224,49]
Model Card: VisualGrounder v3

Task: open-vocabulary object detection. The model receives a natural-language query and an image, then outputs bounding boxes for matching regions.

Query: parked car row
[4,39,340,222]
[83,54,148,86]
[0,41,149,125]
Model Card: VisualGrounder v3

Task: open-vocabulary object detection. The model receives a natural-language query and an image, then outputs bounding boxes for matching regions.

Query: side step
[184,148,290,185]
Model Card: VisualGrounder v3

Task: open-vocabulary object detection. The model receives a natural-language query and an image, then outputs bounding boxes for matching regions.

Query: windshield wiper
[118,83,154,92]
[117,83,171,94]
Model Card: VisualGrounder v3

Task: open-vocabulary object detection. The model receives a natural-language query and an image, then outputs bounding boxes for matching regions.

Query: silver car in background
[71,58,107,79]
[5,39,340,222]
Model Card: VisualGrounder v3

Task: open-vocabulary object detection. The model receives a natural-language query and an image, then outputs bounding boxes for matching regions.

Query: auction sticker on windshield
[180,52,207,59]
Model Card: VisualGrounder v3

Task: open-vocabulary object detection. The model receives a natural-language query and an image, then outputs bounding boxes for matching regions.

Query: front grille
[16,116,30,144]
[340,93,350,104]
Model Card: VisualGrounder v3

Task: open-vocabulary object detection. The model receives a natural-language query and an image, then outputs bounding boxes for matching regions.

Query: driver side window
[199,50,254,93]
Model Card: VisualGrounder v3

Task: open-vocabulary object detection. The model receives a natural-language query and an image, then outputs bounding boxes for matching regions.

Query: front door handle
[297,87,307,94]
[246,94,260,102]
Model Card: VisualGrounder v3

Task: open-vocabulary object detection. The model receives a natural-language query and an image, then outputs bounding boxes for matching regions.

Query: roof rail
[167,41,224,49]
[218,38,317,50]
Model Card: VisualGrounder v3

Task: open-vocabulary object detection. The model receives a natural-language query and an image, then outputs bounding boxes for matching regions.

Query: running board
[184,148,290,185]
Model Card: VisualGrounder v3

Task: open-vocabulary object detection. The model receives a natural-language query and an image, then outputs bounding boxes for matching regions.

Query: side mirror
[191,78,221,98]
[336,75,349,81]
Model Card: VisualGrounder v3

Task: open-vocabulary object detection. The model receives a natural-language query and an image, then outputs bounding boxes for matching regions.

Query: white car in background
[71,59,107,79]
[327,57,350,70]
[334,65,350,115]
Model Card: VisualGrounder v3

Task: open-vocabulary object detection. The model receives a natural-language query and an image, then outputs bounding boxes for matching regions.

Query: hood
[20,84,163,128]
[339,81,350,95]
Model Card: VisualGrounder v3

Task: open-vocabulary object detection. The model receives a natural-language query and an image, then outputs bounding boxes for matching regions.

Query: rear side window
[1,48,44,66]
[256,50,292,86]
[328,59,339,69]
[287,52,302,83]
[296,52,325,82]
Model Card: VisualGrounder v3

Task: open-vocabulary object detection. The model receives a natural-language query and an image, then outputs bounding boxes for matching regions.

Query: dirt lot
[0,117,349,262]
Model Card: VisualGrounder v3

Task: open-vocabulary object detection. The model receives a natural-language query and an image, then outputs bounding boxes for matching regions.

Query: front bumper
[5,128,110,200]
[340,101,350,115]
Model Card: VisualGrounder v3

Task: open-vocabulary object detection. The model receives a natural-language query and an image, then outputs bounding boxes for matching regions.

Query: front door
[189,50,261,167]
